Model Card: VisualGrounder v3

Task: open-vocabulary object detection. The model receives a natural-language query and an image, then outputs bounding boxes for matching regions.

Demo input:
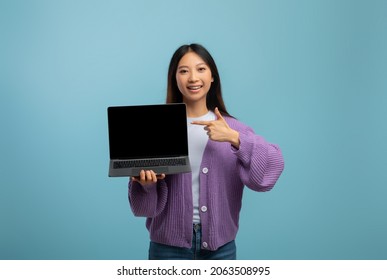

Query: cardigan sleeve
[128,179,168,217]
[233,126,284,192]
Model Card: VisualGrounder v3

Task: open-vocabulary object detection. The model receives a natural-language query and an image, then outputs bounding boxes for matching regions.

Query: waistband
[193,223,201,231]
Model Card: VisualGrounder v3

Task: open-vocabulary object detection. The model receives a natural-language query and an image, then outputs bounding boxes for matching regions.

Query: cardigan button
[202,242,208,248]
[202,167,208,174]
[201,206,207,212]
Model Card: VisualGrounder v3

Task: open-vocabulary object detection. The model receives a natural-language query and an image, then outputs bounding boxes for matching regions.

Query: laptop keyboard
[113,158,186,169]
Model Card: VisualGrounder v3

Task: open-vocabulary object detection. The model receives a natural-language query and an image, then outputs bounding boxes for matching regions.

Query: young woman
[128,43,284,260]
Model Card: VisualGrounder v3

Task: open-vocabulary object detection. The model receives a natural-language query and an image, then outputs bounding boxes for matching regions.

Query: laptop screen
[107,103,188,160]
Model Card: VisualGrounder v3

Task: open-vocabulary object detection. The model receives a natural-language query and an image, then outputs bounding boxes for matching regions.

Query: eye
[178,69,188,74]
[198,67,207,72]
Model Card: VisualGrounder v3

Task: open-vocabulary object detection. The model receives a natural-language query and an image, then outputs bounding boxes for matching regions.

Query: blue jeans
[148,224,236,260]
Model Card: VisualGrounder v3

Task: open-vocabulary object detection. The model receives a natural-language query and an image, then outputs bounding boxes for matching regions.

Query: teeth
[188,86,202,90]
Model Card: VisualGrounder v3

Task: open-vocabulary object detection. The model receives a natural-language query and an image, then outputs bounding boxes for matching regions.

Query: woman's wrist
[229,130,240,149]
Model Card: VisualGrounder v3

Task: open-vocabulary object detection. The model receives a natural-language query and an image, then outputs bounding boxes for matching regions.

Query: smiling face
[176,51,214,107]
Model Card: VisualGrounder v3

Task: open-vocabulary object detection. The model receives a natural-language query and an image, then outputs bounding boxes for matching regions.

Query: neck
[185,101,209,118]
[186,106,209,118]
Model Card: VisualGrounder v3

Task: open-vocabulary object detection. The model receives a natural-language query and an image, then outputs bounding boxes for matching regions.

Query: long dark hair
[166,43,232,117]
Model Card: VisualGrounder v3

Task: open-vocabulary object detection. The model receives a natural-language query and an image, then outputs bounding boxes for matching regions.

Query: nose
[188,71,198,82]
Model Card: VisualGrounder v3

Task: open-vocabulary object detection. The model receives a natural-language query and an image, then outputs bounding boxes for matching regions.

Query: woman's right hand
[131,170,166,187]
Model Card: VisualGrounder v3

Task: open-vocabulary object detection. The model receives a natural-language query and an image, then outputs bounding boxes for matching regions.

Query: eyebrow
[177,63,207,69]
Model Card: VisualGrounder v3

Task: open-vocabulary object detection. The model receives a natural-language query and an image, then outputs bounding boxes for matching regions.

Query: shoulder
[223,115,252,132]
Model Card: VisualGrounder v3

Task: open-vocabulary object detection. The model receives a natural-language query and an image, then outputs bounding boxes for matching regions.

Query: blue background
[1,0,386,260]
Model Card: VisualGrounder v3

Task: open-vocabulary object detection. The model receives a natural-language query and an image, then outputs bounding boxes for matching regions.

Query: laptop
[107,103,191,177]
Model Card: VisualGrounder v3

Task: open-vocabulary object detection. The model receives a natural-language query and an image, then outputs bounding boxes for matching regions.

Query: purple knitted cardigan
[128,116,284,251]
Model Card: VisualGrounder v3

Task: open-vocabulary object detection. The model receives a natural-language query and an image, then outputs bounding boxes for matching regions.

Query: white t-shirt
[187,111,216,224]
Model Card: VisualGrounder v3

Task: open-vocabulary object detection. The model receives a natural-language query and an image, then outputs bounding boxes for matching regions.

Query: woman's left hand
[191,107,240,149]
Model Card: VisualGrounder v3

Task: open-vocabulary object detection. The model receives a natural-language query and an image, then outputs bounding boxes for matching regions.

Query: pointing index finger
[191,120,212,126]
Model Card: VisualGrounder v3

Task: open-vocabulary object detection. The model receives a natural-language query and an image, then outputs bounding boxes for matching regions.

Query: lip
[187,85,203,92]
[187,85,203,89]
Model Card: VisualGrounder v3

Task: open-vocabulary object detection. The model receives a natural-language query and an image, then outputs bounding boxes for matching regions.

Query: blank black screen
[107,103,188,159]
